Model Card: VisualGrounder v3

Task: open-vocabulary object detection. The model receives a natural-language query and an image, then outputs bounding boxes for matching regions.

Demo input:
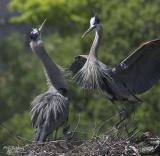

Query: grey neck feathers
[89,24,103,58]
[30,40,68,92]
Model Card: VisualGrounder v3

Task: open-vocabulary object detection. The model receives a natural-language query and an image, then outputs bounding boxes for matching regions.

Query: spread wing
[69,55,87,76]
[113,39,160,94]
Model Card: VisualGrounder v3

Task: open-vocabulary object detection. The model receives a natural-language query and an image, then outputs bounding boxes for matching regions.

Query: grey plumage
[69,15,160,103]
[113,39,160,95]
[27,21,69,142]
[31,87,69,142]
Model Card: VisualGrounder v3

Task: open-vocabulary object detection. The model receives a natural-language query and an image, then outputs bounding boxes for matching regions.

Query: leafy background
[0,0,160,153]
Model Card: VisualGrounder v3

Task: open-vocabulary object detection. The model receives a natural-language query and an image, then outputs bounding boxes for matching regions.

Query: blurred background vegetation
[0,0,160,153]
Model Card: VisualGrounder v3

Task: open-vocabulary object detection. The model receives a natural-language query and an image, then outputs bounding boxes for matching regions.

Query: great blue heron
[27,20,70,143]
[69,15,160,123]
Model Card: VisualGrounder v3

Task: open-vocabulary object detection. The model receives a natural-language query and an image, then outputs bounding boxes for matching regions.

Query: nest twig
[4,130,160,156]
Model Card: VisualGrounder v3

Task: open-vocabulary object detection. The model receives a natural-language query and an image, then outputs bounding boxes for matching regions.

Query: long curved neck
[89,24,103,58]
[30,40,67,91]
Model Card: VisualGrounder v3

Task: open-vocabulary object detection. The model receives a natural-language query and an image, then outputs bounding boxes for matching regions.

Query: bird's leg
[114,101,127,130]
[54,128,58,140]
[115,115,127,129]
[113,100,135,137]
[63,121,72,141]
[46,133,53,142]
[119,101,138,137]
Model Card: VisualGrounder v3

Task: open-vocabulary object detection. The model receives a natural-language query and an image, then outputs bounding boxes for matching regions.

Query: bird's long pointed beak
[82,25,96,38]
[38,19,47,32]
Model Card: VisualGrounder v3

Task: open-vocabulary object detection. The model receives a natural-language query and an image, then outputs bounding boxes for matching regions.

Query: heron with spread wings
[27,21,70,143]
[69,15,160,117]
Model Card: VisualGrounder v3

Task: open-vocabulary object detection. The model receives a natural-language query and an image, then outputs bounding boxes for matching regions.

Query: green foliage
[0,0,160,149]
[8,0,90,31]
[0,112,33,146]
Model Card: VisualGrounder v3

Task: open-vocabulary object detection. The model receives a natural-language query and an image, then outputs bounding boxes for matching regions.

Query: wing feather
[113,39,160,94]
[69,55,87,76]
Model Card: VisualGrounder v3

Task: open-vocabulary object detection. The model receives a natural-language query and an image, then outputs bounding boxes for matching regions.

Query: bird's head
[82,15,101,38]
[26,19,46,43]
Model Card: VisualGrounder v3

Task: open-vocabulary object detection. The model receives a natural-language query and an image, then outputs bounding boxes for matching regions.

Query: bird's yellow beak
[39,19,47,32]
[82,25,96,38]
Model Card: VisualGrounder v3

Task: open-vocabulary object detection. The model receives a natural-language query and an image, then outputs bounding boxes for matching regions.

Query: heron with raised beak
[27,20,70,143]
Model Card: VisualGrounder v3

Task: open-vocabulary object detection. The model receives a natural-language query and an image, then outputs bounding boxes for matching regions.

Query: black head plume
[94,14,100,24]
[28,28,40,41]
[90,14,100,27]
[92,9,100,23]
